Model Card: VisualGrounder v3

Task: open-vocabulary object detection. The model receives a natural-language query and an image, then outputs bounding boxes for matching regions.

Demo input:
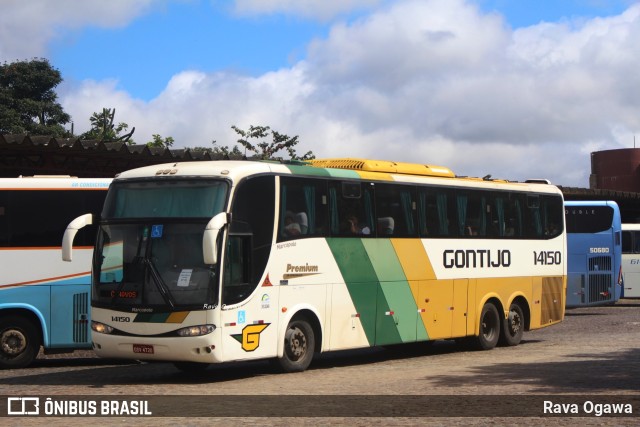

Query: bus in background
[621,223,640,298]
[564,201,622,308]
[64,158,566,373]
[0,176,110,368]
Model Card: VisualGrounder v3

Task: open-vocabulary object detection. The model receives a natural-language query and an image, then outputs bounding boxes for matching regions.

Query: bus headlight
[91,321,114,334]
[176,325,216,337]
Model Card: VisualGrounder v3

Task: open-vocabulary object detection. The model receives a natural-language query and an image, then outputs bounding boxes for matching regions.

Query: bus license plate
[133,344,154,354]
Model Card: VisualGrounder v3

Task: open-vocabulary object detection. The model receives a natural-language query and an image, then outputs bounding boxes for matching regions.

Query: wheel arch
[0,305,46,347]
[475,294,504,336]
[509,294,531,332]
[277,305,323,358]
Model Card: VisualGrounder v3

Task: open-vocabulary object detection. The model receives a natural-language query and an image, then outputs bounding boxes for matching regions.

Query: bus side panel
[622,256,640,297]
[389,239,433,341]
[362,239,418,345]
[325,238,378,346]
[541,276,565,325]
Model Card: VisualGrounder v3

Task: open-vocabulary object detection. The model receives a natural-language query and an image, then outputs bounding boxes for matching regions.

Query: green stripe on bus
[285,165,332,177]
[326,238,408,346]
[286,164,364,179]
[362,239,424,344]
[326,238,378,345]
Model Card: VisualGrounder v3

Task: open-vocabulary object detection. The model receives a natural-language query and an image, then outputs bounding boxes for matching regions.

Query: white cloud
[0,0,156,61]
[54,0,640,187]
[232,0,383,21]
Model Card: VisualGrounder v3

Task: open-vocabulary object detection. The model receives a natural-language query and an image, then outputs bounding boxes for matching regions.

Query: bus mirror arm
[203,212,229,265]
[61,213,94,262]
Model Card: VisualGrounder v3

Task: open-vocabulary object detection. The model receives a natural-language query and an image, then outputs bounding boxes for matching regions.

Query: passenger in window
[545,223,559,236]
[284,211,301,237]
[505,219,516,237]
[346,214,370,235]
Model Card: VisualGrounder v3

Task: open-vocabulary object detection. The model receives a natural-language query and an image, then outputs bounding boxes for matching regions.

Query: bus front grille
[587,273,613,304]
[588,256,612,272]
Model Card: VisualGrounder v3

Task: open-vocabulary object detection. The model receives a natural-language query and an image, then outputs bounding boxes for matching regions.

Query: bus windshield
[565,205,614,234]
[93,179,229,310]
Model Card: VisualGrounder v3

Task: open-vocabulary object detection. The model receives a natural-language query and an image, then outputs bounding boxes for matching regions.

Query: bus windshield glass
[565,205,614,234]
[93,179,229,310]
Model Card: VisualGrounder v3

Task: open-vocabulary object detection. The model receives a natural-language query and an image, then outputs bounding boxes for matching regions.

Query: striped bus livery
[64,158,566,372]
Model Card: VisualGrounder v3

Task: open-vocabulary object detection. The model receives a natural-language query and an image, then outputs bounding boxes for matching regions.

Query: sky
[1,0,639,187]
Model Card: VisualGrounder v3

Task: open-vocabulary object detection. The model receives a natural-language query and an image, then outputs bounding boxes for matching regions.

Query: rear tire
[0,315,41,369]
[276,318,315,373]
[500,303,524,346]
[472,303,500,350]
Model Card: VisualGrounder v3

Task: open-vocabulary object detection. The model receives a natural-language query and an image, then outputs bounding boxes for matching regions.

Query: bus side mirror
[62,213,93,262]
[203,212,228,265]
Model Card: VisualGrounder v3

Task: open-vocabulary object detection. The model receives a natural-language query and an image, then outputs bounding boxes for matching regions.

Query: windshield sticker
[151,225,163,238]
[238,310,246,324]
[231,323,270,352]
[177,269,193,287]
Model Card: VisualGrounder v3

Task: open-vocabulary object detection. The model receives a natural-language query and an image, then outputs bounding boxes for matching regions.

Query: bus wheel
[277,318,315,373]
[473,303,500,350]
[500,303,524,346]
[0,316,40,369]
[173,362,210,373]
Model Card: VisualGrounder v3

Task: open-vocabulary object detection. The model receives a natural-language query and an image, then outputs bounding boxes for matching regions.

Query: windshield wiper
[145,258,176,309]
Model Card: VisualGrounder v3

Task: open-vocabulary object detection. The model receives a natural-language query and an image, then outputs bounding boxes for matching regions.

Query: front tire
[472,303,500,350]
[0,315,41,369]
[500,303,524,346]
[276,318,315,373]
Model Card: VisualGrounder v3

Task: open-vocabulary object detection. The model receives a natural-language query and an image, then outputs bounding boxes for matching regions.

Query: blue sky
[47,0,634,101]
[1,0,639,186]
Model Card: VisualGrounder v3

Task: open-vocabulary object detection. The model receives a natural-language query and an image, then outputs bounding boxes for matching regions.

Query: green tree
[231,125,314,160]
[191,140,243,157]
[0,58,71,136]
[80,108,135,143]
[147,134,174,148]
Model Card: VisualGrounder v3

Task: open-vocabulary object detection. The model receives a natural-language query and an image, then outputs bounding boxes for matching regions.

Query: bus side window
[278,177,328,242]
[329,181,375,237]
[622,231,633,253]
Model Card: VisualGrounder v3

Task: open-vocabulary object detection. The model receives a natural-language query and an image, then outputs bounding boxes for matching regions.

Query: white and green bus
[63,158,566,372]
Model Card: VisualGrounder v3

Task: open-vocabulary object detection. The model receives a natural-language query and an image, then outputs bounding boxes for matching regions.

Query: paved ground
[1,299,639,425]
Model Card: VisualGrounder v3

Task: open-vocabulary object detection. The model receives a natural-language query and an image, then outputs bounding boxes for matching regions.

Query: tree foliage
[146,134,174,148]
[80,108,135,143]
[191,140,243,157]
[0,58,71,136]
[231,125,314,160]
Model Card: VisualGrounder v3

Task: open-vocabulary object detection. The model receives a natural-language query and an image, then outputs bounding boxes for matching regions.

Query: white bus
[621,223,640,298]
[1,176,110,368]
[63,158,566,372]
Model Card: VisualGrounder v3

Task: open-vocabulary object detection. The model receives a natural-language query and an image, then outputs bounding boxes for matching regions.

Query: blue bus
[564,200,622,308]
[0,177,110,368]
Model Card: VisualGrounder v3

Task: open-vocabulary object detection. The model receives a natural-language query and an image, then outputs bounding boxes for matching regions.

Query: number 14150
[534,251,561,265]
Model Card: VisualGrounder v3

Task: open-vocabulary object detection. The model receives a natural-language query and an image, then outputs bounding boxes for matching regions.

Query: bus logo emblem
[231,323,270,352]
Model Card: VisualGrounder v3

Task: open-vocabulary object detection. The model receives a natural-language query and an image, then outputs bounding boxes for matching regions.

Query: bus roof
[113,159,561,194]
[309,158,455,178]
